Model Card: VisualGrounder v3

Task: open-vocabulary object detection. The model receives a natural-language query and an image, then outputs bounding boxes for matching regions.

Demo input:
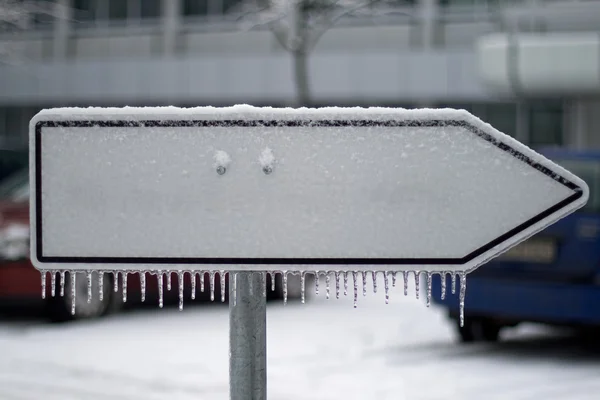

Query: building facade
[0,0,599,150]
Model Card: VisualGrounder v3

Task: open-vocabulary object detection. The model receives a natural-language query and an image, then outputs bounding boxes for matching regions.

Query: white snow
[0,283,597,400]
[259,147,275,169]
[214,150,232,169]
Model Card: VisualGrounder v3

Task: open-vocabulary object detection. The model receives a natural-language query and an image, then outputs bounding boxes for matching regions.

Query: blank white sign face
[29,107,588,272]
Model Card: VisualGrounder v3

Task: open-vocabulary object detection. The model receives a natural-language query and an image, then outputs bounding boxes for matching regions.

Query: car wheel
[47,271,115,322]
[457,318,502,343]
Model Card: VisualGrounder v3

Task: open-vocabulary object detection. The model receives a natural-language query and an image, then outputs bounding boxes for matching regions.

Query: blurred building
[0,0,599,150]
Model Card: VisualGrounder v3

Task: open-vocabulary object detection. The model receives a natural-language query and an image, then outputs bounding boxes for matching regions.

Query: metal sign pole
[229,272,267,400]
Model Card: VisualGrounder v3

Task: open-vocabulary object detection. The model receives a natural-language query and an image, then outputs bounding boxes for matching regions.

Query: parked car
[432,148,600,342]
[0,165,302,322]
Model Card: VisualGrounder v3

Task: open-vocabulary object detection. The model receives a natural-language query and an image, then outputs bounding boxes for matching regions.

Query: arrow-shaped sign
[29,106,589,316]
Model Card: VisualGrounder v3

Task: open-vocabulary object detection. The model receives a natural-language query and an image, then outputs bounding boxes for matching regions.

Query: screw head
[216,166,226,175]
[263,165,273,175]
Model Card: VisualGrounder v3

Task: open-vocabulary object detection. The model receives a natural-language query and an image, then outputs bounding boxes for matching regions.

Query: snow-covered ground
[0,280,599,400]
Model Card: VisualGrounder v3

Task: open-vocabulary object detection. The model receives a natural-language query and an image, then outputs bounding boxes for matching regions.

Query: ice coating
[51,271,56,298]
[113,271,119,293]
[36,269,471,326]
[220,270,226,303]
[140,272,146,302]
[70,271,76,315]
[158,270,164,308]
[190,271,196,300]
[209,271,215,301]
[60,271,65,297]
[28,105,589,327]
[179,271,185,310]
[87,271,92,304]
[122,272,128,303]
[441,272,448,300]
[40,271,46,299]
[300,272,306,304]
[30,106,588,275]
[98,272,103,301]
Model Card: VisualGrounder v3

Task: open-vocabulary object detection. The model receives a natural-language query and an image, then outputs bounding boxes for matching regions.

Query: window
[485,103,516,138]
[140,0,161,18]
[109,0,128,20]
[73,0,96,21]
[183,0,210,16]
[529,101,563,147]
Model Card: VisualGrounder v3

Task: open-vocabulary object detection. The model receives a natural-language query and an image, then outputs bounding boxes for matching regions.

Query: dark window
[140,0,161,18]
[183,0,209,16]
[529,101,563,147]
[109,0,128,19]
[73,0,96,21]
[485,103,517,138]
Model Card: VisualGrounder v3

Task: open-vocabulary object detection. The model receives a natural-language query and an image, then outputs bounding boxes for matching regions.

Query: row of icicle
[39,270,468,326]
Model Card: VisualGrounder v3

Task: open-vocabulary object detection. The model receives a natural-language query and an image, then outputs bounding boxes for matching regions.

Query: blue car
[432,148,600,342]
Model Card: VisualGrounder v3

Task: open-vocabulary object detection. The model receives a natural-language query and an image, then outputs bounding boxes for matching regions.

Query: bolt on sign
[29,106,589,322]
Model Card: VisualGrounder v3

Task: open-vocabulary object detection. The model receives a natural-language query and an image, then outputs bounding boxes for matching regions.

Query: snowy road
[0,281,599,400]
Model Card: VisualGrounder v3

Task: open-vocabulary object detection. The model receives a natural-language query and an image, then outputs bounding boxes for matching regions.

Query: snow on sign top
[29,105,588,275]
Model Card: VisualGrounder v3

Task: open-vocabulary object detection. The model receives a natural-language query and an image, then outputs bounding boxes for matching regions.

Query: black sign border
[35,119,584,265]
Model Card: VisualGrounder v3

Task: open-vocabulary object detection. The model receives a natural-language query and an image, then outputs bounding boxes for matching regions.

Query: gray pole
[229,272,267,400]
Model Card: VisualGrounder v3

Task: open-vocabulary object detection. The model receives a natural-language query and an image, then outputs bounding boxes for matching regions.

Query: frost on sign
[29,106,588,318]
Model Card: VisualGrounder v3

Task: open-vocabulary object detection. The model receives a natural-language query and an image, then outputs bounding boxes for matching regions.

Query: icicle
[209,271,215,301]
[441,272,447,300]
[343,271,348,296]
[87,271,92,304]
[459,272,467,327]
[352,271,358,308]
[233,273,237,306]
[122,272,128,303]
[70,271,76,316]
[167,271,172,291]
[452,273,457,295]
[220,270,226,303]
[113,271,119,293]
[403,271,408,296]
[98,272,103,302]
[314,271,320,295]
[51,271,56,298]
[41,271,46,299]
[384,272,389,304]
[426,272,432,307]
[371,271,378,293]
[249,272,254,295]
[60,271,65,297]
[283,272,288,305]
[262,272,267,298]
[179,271,184,310]
[414,271,421,299]
[392,271,397,287]
[158,270,164,308]
[140,272,146,302]
[325,272,331,300]
[200,272,205,292]
[300,272,306,304]
[361,271,367,296]
[334,271,340,299]
[190,272,196,300]
[271,271,276,292]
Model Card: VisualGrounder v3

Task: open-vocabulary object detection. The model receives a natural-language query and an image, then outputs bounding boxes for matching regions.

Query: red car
[0,167,300,322]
